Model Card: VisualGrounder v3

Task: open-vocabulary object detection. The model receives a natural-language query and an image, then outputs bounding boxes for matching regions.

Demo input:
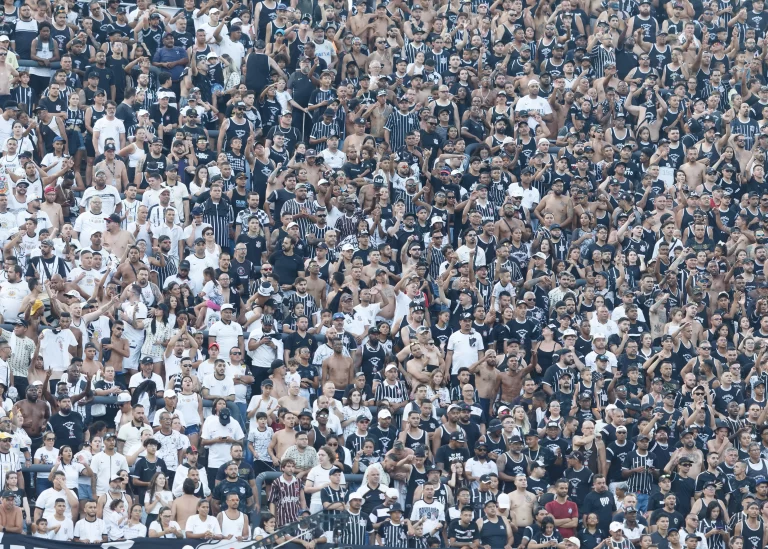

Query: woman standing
[143,472,173,527]
[47,445,92,496]
[305,446,345,514]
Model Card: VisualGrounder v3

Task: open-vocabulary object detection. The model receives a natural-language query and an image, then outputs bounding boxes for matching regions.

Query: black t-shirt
[131,456,168,502]
[268,250,305,285]
[447,519,480,544]
[434,445,470,468]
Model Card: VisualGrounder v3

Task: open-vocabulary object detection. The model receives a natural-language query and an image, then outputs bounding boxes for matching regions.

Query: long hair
[147,471,166,506]
[151,303,169,335]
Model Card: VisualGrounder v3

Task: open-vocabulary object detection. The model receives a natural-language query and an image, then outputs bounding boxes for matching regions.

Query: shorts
[85,137,96,158]
[185,424,200,436]
[77,483,91,499]
[123,342,141,371]
[67,130,85,154]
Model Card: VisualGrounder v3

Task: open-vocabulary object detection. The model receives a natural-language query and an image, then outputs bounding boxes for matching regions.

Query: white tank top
[177,393,200,426]
[221,511,246,539]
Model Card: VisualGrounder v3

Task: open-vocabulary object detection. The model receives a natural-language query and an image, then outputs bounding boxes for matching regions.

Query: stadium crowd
[0,0,764,545]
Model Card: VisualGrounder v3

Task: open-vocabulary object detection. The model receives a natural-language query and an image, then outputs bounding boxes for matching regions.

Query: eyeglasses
[231,351,241,355]
[262,268,273,271]
[694,392,705,396]
[700,346,711,350]
[317,214,327,217]
[327,442,338,446]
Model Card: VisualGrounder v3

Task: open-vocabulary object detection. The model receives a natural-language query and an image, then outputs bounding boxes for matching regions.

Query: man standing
[544,478,579,538]
[90,433,128,497]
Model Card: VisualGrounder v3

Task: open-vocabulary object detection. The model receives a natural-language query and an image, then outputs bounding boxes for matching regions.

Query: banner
[0,533,255,549]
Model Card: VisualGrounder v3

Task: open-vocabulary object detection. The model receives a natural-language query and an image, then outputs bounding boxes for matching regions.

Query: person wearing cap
[465,440,498,490]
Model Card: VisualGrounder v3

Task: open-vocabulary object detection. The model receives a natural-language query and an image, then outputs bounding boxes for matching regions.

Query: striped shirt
[0,451,22,492]
[334,212,362,242]
[310,120,341,153]
[320,485,347,515]
[154,254,178,289]
[427,245,445,280]
[380,520,409,547]
[201,200,235,248]
[384,110,420,151]
[286,291,319,320]
[11,86,35,115]
[280,199,315,238]
[621,449,653,494]
[375,379,408,404]
[305,224,330,258]
[337,510,368,545]
[590,45,616,78]
[267,474,303,527]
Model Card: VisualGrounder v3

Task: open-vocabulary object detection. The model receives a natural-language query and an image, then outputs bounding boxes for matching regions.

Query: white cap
[498,406,511,414]
[164,390,177,399]
[385,487,399,498]
[32,380,43,386]
[605,404,618,413]
[562,329,577,337]
[137,109,149,117]
[206,51,219,59]
[117,392,131,403]
[509,187,524,198]
[609,522,624,532]
[221,303,234,311]
[497,493,510,509]
[451,169,463,176]
[349,491,364,501]
[341,243,354,252]
[502,136,515,145]
[287,222,299,229]
[538,137,550,144]
[566,538,581,548]
[385,364,397,372]
[430,216,444,226]
[593,333,607,340]
[378,409,392,419]
[0,36,9,42]
[209,7,219,13]
[230,17,242,24]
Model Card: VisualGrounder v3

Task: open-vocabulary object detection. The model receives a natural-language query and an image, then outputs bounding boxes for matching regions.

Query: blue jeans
[636,493,649,513]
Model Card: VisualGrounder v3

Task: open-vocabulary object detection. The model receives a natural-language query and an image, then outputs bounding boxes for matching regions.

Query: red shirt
[545,499,579,538]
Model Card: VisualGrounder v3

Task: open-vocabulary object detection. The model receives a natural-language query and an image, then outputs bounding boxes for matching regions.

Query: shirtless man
[344,117,371,154]
[277,381,309,416]
[508,473,535,530]
[268,360,289,399]
[82,343,101,376]
[268,410,297,465]
[14,381,50,453]
[471,350,501,417]
[499,355,534,404]
[0,52,18,97]
[495,201,525,242]
[405,342,432,385]
[41,186,64,230]
[534,180,573,228]
[171,476,203,530]
[321,338,354,400]
[102,320,130,384]
[103,214,135,260]
[305,260,326,309]
[679,148,706,192]
[111,246,146,288]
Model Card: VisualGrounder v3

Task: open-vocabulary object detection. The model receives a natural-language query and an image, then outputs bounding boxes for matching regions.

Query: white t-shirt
[203,373,236,401]
[39,328,77,373]
[410,499,445,534]
[208,320,243,356]
[37,487,73,520]
[67,267,99,298]
[81,186,122,216]
[148,520,181,538]
[184,252,217,292]
[514,94,553,130]
[0,280,30,322]
[92,117,125,155]
[185,514,221,536]
[34,446,59,478]
[73,517,106,543]
[47,515,74,540]
[201,414,244,468]
[73,211,107,243]
[353,303,381,328]
[306,465,347,507]
[116,422,150,457]
[447,330,484,375]
[121,302,148,343]
[129,372,164,413]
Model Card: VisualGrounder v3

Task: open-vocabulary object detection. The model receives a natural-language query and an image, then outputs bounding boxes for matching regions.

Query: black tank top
[480,517,508,547]
[225,118,251,151]
[245,52,271,92]
[88,106,106,133]
[230,187,248,220]
[432,101,455,126]
[405,429,427,450]
[311,425,328,450]
[288,35,309,71]
[361,342,387,381]
[741,518,764,549]
[51,24,71,52]
[406,466,428,504]
[257,1,278,40]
